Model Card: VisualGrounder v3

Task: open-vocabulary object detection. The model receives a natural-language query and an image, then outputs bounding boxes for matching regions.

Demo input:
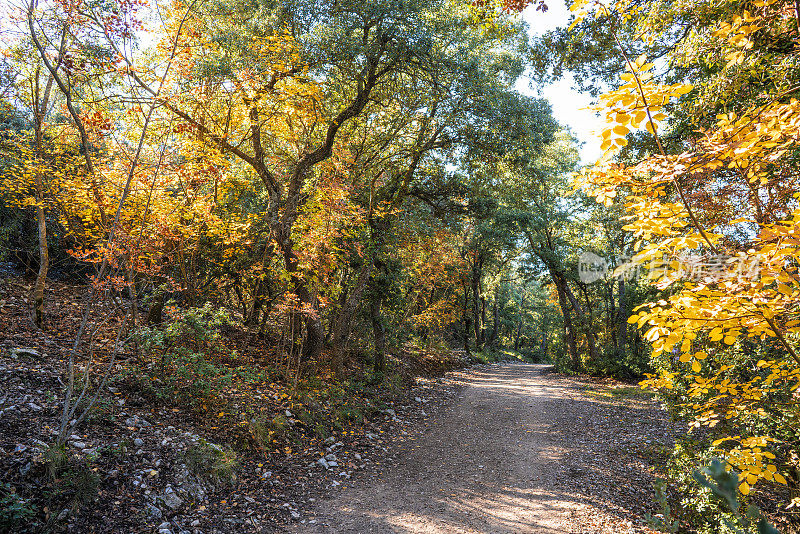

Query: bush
[185,439,239,485]
[128,303,235,407]
[0,483,36,534]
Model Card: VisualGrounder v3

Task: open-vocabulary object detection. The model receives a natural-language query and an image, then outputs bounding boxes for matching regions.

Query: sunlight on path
[292,364,643,534]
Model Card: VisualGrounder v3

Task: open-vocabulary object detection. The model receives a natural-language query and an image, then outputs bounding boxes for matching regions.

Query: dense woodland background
[1,0,800,531]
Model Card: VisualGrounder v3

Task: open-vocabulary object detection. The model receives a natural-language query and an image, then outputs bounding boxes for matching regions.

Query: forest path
[291,363,671,533]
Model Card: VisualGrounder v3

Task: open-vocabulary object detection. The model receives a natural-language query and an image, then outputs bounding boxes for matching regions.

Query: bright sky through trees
[519,2,604,163]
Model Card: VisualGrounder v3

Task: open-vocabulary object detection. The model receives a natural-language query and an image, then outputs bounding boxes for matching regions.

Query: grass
[185,439,239,485]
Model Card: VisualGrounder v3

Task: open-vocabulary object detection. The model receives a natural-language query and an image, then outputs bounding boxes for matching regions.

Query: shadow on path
[291,364,667,534]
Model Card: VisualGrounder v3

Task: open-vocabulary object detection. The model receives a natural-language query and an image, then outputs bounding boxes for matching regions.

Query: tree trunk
[471,254,483,349]
[33,202,48,327]
[32,70,51,328]
[371,295,386,373]
[617,278,628,349]
[491,287,499,346]
[552,272,579,369]
[330,261,373,376]
[563,277,598,365]
[245,278,264,326]
[147,292,165,324]
[462,277,471,355]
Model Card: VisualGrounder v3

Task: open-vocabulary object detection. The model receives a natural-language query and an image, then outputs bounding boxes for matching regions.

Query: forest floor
[289,364,681,534]
[0,272,683,534]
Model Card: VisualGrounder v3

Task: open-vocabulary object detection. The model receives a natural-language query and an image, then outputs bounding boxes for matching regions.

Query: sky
[517,2,605,164]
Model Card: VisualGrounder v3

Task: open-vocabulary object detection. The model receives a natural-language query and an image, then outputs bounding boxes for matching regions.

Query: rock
[328,461,338,467]
[317,458,330,469]
[190,520,200,527]
[10,348,41,359]
[144,505,161,521]
[13,444,27,454]
[27,402,42,411]
[163,487,184,510]
[134,438,144,447]
[72,441,86,449]
[179,480,207,502]
[324,453,337,462]
[414,396,422,402]
[158,522,171,530]
[290,510,300,519]
[158,529,171,534]
[261,471,272,479]
[285,410,293,417]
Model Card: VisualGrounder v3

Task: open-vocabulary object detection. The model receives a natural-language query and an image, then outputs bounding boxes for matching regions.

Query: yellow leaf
[739,481,750,495]
[692,360,701,372]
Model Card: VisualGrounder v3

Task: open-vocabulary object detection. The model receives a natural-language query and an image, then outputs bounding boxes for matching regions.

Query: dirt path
[291,363,676,534]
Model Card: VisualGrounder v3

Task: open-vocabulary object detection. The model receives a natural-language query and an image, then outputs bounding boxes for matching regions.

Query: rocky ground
[0,273,683,534]
[288,364,681,534]
[0,273,470,533]
[0,337,467,534]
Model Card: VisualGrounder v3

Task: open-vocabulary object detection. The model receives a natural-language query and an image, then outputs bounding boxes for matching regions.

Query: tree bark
[562,277,598,364]
[491,286,499,346]
[471,253,483,349]
[371,295,386,373]
[32,69,51,328]
[330,260,373,376]
[552,271,579,369]
[33,200,48,327]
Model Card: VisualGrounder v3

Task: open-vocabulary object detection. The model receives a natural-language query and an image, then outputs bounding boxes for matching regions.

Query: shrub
[185,439,239,485]
[0,483,36,534]
[128,303,235,407]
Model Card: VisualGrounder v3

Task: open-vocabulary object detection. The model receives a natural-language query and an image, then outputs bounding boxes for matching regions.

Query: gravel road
[292,363,673,534]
